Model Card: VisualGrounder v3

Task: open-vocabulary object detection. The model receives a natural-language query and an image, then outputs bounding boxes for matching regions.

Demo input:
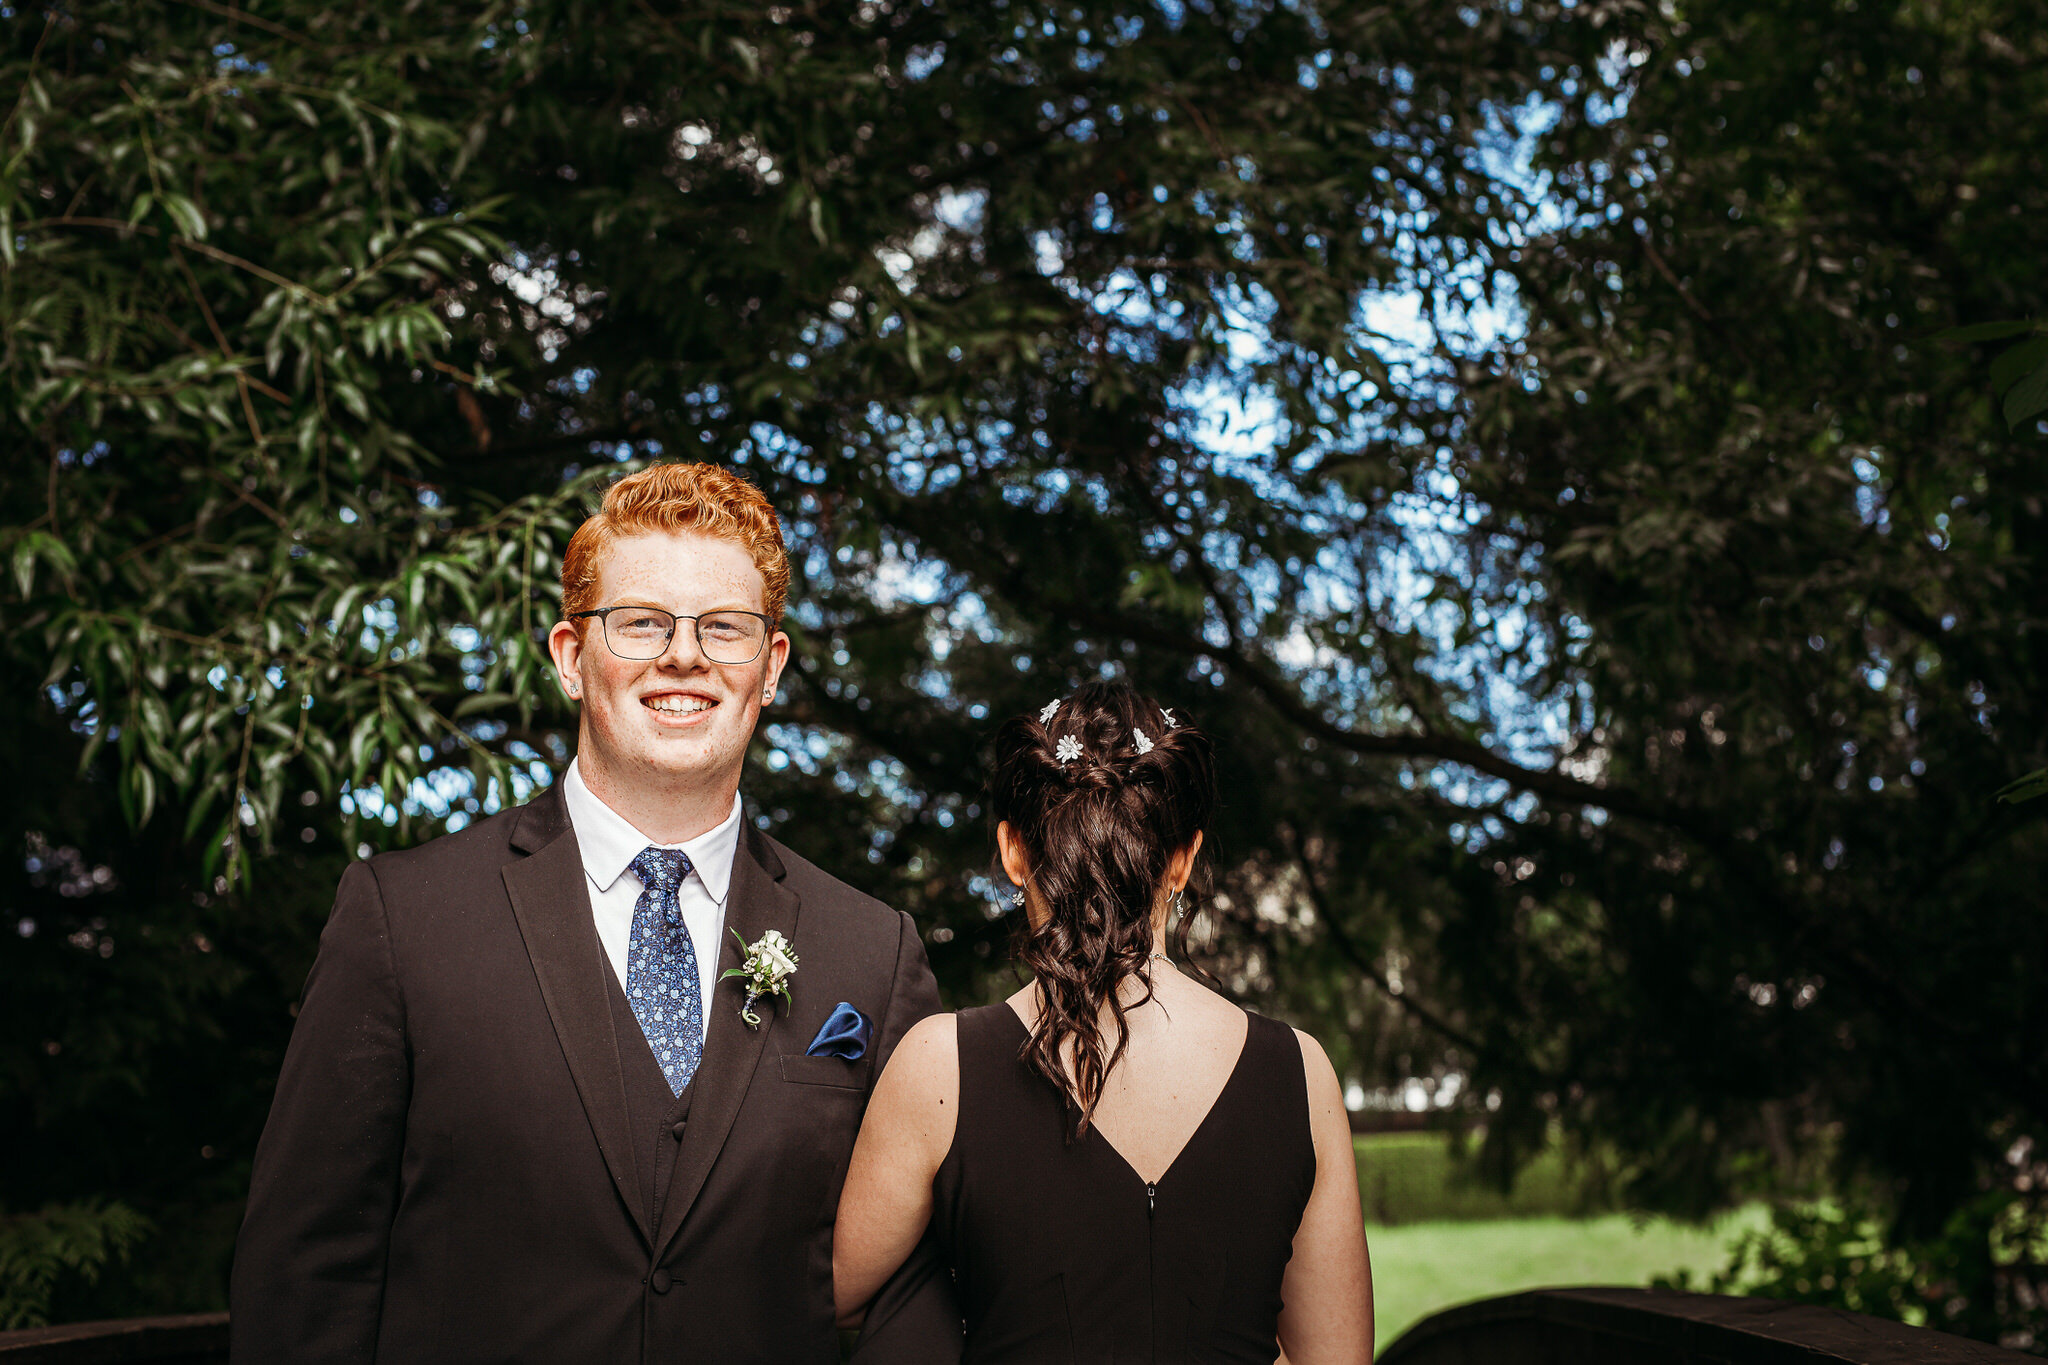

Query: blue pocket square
[806,1002,873,1061]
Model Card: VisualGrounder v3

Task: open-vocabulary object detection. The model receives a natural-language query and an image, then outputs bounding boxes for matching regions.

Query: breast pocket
[777,1053,866,1089]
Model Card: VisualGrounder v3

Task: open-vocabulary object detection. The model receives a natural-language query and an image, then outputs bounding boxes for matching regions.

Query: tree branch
[1279,822,1505,1067]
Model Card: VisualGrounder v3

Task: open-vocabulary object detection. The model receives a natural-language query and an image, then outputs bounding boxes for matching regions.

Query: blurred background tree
[2,0,2043,1344]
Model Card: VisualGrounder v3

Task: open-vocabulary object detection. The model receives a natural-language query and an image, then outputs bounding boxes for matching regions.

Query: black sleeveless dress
[931,1004,1317,1364]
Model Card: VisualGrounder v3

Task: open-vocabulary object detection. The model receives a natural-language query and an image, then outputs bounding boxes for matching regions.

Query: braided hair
[988,679,1215,1134]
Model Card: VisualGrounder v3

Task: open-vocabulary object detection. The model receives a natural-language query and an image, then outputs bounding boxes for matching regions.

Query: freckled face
[549,530,789,801]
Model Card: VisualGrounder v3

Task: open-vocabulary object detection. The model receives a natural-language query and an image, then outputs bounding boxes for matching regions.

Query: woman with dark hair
[835,681,1374,1363]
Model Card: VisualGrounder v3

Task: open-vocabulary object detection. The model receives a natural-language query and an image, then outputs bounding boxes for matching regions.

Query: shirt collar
[560,758,745,906]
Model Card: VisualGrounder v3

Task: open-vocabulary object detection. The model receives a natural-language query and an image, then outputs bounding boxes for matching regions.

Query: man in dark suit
[231,463,958,1363]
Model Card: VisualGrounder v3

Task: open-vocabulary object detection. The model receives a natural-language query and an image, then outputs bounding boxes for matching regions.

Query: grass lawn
[1352,1133,1765,1351]
[1366,1209,1766,1351]
[1355,1132,1597,1224]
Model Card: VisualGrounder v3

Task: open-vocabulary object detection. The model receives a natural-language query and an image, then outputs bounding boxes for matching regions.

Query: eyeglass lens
[605,609,766,663]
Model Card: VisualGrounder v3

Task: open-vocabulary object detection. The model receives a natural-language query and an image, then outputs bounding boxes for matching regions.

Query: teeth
[645,696,714,714]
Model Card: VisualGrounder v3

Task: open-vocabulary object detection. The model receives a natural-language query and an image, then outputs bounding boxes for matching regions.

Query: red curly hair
[560,463,790,624]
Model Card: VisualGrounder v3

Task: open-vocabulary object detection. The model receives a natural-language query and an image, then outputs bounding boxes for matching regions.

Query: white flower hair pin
[1160,708,1179,729]
[1133,729,1154,755]
[1039,699,1061,725]
[1055,736,1084,765]
[721,928,798,1029]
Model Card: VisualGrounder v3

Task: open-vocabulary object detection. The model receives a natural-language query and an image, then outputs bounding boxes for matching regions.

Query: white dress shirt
[560,758,743,1045]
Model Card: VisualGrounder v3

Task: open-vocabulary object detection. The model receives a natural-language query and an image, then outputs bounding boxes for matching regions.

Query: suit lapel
[656,825,799,1260]
[501,788,652,1248]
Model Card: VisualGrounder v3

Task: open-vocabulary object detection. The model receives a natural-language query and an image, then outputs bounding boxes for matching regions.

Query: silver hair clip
[1039,699,1061,725]
[1133,729,1154,755]
[1160,707,1179,729]
[1056,736,1083,764]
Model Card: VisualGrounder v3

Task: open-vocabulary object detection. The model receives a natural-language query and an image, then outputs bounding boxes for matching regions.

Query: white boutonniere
[721,928,798,1029]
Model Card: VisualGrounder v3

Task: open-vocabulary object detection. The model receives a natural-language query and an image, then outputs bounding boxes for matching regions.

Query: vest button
[650,1269,673,1294]
[671,1119,687,1140]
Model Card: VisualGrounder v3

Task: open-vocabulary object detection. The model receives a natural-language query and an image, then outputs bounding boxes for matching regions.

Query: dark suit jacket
[231,785,959,1364]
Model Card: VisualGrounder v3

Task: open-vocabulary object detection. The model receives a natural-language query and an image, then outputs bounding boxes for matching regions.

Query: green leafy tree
[1945,319,2048,813]
[0,1199,149,1329]
[3,0,2044,1342]
[1434,0,2048,1341]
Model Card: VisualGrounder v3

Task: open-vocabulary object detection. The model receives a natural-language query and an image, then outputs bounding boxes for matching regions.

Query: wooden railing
[0,1291,2038,1362]
[0,1313,226,1363]
[1378,1287,2039,1364]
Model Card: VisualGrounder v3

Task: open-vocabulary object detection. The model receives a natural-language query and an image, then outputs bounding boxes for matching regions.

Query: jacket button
[650,1269,673,1294]
[670,1119,687,1140]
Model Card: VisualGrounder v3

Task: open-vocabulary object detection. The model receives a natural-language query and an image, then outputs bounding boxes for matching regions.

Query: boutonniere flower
[722,928,798,1029]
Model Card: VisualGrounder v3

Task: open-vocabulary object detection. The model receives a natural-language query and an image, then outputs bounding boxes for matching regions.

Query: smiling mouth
[643,694,716,716]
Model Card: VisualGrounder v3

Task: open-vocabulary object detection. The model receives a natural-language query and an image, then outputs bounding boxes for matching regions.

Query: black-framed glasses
[570,607,774,664]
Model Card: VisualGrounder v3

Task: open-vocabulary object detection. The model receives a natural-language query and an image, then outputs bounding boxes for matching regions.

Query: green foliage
[0,3,597,882]
[1998,769,2048,804]
[1356,1133,1608,1226]
[1939,318,2047,810]
[1938,320,2048,430]
[1669,1179,2048,1352]
[2,0,2045,1344]
[0,1200,151,1330]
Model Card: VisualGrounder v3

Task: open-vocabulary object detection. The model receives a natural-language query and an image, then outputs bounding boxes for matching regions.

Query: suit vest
[604,959,694,1230]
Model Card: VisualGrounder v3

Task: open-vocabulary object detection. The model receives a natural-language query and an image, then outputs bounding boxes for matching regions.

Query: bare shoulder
[867,1011,961,1166]
[1290,1026,1336,1078]
[877,1011,959,1108]
[1290,1027,1348,1117]
[897,1010,958,1061]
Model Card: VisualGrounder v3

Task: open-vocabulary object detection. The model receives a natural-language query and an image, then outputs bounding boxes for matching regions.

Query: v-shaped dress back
[932,1004,1317,1364]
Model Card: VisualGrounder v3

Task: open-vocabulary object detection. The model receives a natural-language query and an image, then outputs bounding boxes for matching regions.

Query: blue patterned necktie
[625,847,705,1096]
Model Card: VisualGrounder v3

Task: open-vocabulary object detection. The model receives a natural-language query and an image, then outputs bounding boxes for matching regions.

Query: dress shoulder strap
[1216,1010,1316,1172]
[949,1004,1034,1150]
[952,1002,1024,1079]
[1243,1010,1308,1094]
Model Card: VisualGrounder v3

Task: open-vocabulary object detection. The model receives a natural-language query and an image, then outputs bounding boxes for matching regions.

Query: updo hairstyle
[987,679,1216,1133]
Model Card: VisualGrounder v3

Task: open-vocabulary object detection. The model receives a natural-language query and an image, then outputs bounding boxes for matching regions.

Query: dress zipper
[1146,1182,1158,1362]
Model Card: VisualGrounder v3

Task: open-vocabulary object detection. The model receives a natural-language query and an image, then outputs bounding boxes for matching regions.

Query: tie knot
[630,847,693,894]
